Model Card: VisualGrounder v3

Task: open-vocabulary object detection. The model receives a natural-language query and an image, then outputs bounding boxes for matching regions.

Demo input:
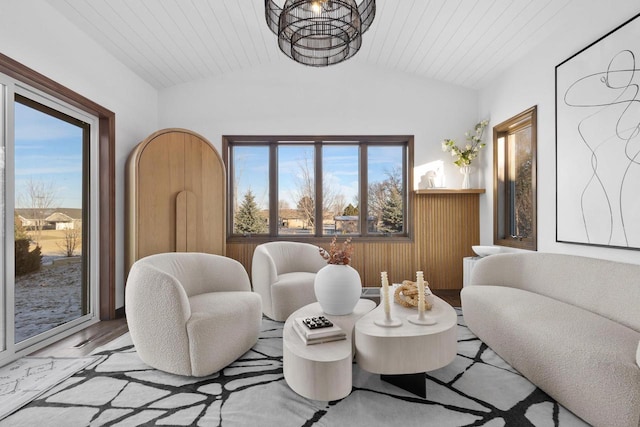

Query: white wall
[5,0,637,311]
[479,2,640,264]
[1,0,478,312]
[159,61,479,190]
[0,0,159,307]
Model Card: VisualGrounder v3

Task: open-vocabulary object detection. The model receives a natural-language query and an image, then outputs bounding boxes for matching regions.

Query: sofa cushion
[462,285,640,427]
[470,253,640,333]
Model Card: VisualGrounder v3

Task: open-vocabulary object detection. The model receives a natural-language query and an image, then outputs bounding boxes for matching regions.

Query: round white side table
[282,299,376,401]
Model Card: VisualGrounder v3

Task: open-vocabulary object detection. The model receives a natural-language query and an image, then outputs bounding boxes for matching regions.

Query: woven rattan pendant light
[265,0,376,67]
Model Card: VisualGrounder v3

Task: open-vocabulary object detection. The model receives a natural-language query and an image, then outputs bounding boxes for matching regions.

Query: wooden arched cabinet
[126,128,226,276]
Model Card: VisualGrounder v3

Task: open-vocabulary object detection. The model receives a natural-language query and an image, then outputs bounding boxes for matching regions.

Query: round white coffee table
[283,299,376,401]
[354,295,457,396]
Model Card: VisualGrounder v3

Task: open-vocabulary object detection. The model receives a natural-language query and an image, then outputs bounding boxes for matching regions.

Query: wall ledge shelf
[415,188,486,195]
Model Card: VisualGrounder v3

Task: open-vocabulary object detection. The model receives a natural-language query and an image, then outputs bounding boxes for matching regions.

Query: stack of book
[293,317,346,345]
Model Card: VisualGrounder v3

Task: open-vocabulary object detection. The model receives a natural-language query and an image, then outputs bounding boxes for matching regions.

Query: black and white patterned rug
[1,309,588,426]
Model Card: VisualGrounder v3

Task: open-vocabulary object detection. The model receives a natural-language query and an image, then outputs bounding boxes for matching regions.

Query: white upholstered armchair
[252,241,327,321]
[125,252,262,377]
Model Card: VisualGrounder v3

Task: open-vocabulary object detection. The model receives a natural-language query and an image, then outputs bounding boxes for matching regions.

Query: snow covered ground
[14,258,83,343]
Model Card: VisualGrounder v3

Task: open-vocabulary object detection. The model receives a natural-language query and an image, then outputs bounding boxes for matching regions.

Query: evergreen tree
[379,188,403,233]
[368,166,402,224]
[234,190,267,234]
[14,213,29,240]
[515,157,533,238]
[15,213,41,275]
[342,203,359,216]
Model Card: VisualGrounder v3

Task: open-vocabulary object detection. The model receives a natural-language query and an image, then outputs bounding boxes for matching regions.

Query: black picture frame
[555,12,640,250]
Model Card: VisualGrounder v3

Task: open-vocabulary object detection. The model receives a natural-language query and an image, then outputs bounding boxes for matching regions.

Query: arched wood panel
[126,128,226,276]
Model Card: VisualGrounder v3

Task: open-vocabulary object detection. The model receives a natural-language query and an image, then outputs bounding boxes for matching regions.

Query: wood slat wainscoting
[227,189,484,290]
[413,190,483,289]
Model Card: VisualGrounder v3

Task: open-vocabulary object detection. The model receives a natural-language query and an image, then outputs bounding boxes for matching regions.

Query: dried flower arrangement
[319,236,354,265]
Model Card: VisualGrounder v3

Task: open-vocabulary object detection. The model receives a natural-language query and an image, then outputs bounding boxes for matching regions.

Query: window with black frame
[224,136,412,240]
[493,107,537,250]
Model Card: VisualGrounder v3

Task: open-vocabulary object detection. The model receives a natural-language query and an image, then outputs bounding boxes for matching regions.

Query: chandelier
[265,0,376,67]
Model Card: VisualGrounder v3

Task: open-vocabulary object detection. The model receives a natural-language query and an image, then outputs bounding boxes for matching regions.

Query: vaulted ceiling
[48,0,575,90]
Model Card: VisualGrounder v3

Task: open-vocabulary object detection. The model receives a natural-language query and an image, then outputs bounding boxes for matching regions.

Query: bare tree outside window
[322,145,359,235]
[57,227,81,257]
[332,194,347,218]
[292,153,315,230]
[17,177,58,246]
[289,151,341,233]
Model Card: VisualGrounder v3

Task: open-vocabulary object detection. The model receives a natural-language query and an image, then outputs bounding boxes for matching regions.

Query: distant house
[45,211,79,230]
[334,215,378,233]
[15,208,82,231]
[333,215,358,234]
[278,208,307,230]
[15,210,42,230]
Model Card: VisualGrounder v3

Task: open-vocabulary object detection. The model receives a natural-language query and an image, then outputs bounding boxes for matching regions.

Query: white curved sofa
[125,252,262,377]
[461,252,640,427]
[252,241,327,321]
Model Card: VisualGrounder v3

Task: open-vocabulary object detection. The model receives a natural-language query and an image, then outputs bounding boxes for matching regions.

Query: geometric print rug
[0,309,589,426]
[0,356,99,421]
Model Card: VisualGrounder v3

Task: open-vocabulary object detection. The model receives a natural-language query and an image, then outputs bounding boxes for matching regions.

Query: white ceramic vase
[460,165,473,189]
[314,264,362,315]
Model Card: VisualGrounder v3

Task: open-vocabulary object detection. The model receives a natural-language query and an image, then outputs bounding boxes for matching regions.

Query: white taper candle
[381,271,390,315]
[417,271,425,313]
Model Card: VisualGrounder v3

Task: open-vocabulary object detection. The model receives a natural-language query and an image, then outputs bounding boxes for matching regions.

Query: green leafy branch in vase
[441,120,489,167]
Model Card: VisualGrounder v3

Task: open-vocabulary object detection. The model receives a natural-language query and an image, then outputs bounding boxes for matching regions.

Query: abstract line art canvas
[556,13,640,250]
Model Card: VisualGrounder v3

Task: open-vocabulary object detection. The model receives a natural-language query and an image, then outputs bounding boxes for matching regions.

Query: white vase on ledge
[460,165,473,189]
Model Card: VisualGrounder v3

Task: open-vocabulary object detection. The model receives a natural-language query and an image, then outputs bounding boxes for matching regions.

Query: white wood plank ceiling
[47,0,577,90]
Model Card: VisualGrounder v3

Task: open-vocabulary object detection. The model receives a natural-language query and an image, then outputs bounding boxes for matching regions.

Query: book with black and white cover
[293,317,346,340]
[293,322,347,345]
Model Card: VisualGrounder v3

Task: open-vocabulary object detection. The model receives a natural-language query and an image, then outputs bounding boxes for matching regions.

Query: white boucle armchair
[125,252,262,377]
[252,241,328,321]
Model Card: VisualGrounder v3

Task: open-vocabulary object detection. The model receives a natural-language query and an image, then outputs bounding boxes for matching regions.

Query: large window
[224,136,412,239]
[493,107,537,250]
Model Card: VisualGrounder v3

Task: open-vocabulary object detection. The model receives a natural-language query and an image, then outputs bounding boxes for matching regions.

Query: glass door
[13,93,91,347]
[0,73,100,366]
[0,80,6,357]
[0,74,99,366]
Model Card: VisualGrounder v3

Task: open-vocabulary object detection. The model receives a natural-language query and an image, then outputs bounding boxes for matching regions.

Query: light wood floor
[30,290,461,358]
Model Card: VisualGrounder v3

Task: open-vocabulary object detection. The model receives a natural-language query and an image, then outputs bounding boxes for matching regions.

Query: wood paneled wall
[227,191,482,290]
